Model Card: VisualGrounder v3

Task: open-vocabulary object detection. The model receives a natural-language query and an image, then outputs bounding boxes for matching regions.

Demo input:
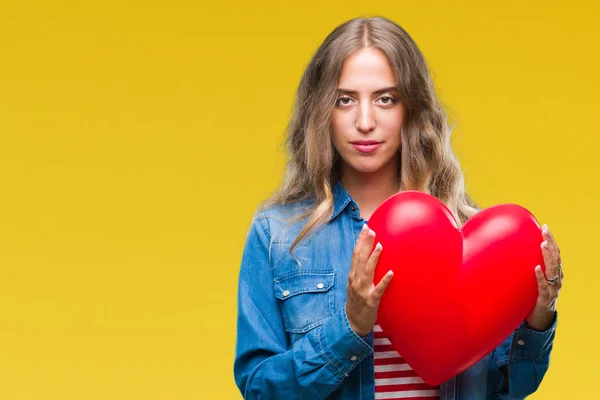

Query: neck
[340,158,400,221]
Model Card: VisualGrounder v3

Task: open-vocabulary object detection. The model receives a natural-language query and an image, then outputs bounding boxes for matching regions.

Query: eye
[335,96,354,107]
[377,95,397,105]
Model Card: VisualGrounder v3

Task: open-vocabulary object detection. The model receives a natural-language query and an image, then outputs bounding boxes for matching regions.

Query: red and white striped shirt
[374,324,440,399]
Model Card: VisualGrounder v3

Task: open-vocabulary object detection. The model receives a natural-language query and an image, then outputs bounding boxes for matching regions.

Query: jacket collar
[330,180,356,221]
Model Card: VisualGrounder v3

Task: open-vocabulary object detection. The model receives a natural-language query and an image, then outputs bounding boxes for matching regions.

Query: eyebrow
[337,86,398,95]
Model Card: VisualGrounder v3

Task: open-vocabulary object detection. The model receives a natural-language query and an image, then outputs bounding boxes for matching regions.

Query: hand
[526,223,564,331]
[346,223,394,337]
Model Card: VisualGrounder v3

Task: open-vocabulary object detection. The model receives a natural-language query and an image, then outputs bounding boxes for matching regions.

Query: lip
[351,140,382,154]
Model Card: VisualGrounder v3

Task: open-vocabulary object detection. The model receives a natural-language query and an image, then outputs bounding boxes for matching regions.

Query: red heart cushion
[368,191,544,386]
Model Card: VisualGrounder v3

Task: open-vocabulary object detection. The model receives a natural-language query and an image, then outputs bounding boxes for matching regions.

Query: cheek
[331,112,349,142]
[380,109,404,139]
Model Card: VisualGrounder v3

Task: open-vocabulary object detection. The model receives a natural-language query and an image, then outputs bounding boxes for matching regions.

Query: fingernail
[362,224,368,232]
[542,241,549,249]
[387,270,394,277]
[368,229,375,237]
[375,242,382,251]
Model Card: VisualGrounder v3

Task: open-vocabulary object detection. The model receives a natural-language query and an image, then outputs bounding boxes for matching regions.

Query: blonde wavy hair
[259,16,479,253]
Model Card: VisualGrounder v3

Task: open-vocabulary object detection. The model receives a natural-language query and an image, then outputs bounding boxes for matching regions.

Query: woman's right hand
[345,223,394,337]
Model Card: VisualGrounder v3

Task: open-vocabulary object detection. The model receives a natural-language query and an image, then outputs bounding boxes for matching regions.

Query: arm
[488,223,562,399]
[488,314,557,399]
[233,216,372,399]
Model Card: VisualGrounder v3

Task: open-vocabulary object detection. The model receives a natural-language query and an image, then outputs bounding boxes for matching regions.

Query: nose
[355,102,376,133]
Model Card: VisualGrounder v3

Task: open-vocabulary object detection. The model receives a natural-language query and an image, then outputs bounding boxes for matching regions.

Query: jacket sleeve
[488,313,557,399]
[233,215,372,399]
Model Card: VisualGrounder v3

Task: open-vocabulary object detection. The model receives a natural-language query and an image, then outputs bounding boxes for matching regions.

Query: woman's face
[331,47,404,175]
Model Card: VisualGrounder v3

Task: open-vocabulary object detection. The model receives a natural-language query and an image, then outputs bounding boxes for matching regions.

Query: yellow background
[0,0,598,398]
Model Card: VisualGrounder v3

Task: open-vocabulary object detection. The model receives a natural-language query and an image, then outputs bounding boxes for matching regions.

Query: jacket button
[350,355,357,361]
[317,283,324,289]
[517,339,525,346]
[351,205,356,211]
[282,290,290,297]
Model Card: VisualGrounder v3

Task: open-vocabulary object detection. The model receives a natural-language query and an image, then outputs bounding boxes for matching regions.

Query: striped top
[374,324,440,399]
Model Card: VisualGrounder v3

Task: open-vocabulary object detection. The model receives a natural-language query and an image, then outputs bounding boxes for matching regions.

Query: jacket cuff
[509,311,557,362]
[317,307,373,377]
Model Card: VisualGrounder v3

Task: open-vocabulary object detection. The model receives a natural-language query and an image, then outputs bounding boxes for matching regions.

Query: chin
[347,159,386,174]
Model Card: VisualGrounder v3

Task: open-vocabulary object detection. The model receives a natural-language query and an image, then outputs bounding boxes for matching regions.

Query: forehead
[337,47,396,89]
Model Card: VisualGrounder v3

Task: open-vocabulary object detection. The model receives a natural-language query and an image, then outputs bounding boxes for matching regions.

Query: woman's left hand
[526,223,564,331]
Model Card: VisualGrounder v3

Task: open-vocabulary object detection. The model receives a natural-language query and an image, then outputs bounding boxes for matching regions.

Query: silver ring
[546,275,559,285]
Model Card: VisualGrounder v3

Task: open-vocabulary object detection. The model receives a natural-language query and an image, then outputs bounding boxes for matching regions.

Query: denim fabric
[234,181,556,399]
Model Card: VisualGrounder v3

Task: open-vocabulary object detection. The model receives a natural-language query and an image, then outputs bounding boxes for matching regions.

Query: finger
[363,242,383,277]
[542,224,560,257]
[543,266,562,299]
[542,224,562,266]
[372,270,394,300]
[543,224,564,281]
[553,278,563,293]
[351,224,370,271]
[535,265,550,299]
[540,239,560,281]
[546,284,560,306]
[359,228,376,270]
[542,241,563,281]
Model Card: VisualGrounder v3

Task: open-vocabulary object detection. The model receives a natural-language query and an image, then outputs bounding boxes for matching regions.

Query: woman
[233,16,562,400]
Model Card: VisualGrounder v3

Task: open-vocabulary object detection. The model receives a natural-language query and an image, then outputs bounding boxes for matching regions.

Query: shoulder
[240,199,319,271]
[249,199,315,243]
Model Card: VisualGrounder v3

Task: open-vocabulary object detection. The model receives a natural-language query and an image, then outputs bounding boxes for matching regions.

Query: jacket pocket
[274,271,335,334]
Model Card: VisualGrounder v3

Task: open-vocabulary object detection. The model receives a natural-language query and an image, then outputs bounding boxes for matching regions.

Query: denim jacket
[234,181,556,399]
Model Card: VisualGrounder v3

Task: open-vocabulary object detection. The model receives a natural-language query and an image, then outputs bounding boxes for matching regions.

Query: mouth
[350,140,382,154]
[351,140,382,145]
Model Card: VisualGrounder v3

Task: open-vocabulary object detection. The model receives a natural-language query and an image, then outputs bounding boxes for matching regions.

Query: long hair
[259,16,479,253]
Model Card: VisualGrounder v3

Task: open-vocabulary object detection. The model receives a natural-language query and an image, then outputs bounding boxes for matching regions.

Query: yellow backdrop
[0,0,598,398]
